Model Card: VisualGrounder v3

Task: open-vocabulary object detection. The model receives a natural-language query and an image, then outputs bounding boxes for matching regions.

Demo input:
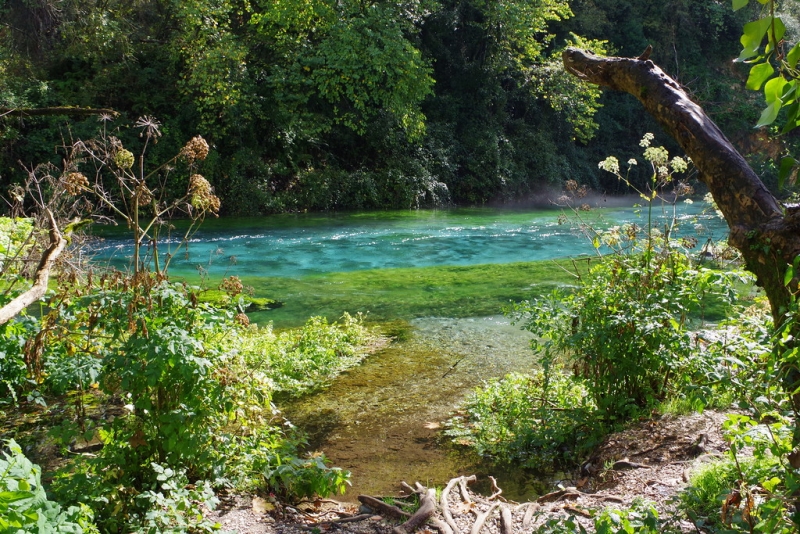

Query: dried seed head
[180,136,210,163]
[64,172,89,195]
[136,184,153,205]
[235,313,250,327]
[219,275,244,297]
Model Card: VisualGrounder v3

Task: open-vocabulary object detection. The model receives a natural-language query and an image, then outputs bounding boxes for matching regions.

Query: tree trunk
[561,47,800,325]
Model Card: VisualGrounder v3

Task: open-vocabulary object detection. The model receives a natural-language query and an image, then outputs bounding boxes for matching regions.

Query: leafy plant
[0,439,98,534]
[445,370,596,467]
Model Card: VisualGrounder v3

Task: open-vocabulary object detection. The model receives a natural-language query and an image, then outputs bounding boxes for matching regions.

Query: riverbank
[209,409,735,533]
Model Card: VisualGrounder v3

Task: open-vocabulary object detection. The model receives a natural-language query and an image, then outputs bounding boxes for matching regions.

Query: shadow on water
[280,315,556,502]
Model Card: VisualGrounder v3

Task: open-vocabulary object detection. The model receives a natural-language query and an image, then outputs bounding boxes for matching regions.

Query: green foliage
[529,498,661,533]
[0,218,35,276]
[514,248,743,418]
[681,454,783,532]
[34,274,364,531]
[131,464,221,534]
[238,312,373,396]
[445,370,596,467]
[0,439,98,534]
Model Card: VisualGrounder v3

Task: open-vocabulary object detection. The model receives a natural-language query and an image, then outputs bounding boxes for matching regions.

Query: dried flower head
[180,136,210,164]
[134,115,162,139]
[565,179,579,192]
[219,276,244,297]
[135,184,153,205]
[64,172,89,195]
[114,148,135,170]
[234,313,250,327]
[188,174,221,214]
[674,181,694,197]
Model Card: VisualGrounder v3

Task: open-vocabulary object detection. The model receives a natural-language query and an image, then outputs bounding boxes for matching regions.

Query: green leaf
[755,101,781,127]
[738,18,772,61]
[733,0,749,10]
[778,156,797,189]
[785,264,795,287]
[746,62,774,90]
[764,76,788,104]
[788,43,800,69]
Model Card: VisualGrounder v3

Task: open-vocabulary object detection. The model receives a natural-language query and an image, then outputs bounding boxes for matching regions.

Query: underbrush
[445,370,596,468]
[1,275,372,532]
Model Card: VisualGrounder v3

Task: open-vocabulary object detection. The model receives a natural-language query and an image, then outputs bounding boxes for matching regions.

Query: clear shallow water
[89,203,728,279]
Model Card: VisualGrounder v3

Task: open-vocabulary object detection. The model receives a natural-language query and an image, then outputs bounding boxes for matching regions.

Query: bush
[513,246,743,419]
[445,370,596,468]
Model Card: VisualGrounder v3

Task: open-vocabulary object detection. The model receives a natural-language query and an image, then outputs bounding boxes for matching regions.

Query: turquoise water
[90,202,728,278]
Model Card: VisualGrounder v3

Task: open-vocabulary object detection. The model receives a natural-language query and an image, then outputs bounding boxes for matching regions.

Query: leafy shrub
[445,370,596,468]
[513,247,743,419]
[529,498,661,533]
[0,439,98,533]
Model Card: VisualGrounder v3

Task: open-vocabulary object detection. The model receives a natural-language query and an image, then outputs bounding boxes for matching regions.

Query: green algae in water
[242,259,593,328]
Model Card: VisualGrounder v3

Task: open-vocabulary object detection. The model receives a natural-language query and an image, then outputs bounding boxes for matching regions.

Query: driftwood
[342,475,633,534]
[357,495,411,520]
[393,487,437,534]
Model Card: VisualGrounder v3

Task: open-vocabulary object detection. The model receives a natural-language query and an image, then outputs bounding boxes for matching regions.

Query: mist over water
[90,203,728,278]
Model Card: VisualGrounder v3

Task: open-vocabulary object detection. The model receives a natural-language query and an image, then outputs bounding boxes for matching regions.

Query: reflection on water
[282,315,554,502]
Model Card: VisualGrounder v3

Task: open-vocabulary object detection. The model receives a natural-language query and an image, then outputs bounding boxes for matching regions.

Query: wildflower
[598,156,620,174]
[670,156,688,174]
[64,172,89,195]
[627,159,637,166]
[639,132,655,147]
[644,146,669,166]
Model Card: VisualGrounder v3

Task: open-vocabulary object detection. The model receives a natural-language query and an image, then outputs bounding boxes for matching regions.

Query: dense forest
[0,0,789,214]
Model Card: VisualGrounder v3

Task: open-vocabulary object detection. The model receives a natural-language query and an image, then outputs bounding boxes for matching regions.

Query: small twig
[563,505,593,518]
[487,476,505,502]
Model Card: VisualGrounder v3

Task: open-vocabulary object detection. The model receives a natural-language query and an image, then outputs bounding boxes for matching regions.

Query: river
[89,202,729,500]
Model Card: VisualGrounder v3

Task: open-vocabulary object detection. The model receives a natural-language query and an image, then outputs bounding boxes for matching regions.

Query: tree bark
[562,47,800,325]
[0,210,66,326]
